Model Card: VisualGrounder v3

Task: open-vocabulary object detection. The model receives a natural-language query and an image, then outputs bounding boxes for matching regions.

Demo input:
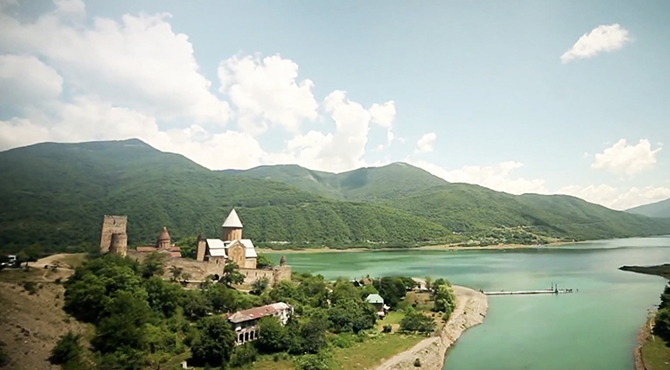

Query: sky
[0,0,668,210]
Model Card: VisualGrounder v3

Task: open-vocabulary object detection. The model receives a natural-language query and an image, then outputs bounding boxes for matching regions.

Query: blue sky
[0,0,668,209]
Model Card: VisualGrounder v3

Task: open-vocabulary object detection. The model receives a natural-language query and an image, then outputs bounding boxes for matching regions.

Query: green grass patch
[379,311,405,325]
[641,335,670,370]
[331,333,424,369]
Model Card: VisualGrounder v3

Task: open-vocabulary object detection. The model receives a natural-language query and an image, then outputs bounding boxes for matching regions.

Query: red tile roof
[227,302,291,324]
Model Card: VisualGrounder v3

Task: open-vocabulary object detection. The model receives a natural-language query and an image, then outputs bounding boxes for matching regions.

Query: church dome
[222,209,243,228]
[158,227,170,241]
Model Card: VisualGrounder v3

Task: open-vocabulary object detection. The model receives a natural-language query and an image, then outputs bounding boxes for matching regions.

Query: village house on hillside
[365,294,389,318]
[227,302,293,345]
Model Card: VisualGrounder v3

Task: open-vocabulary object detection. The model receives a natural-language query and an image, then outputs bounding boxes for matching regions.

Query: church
[195,209,257,268]
[194,209,291,286]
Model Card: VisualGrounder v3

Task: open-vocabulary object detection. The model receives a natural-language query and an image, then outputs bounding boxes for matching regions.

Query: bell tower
[222,209,243,241]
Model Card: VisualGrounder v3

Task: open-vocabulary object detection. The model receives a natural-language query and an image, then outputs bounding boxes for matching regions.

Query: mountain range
[626,198,670,218]
[1,139,668,254]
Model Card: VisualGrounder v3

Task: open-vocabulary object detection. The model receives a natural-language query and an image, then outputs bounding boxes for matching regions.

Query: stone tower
[195,233,207,262]
[157,227,171,250]
[100,215,128,255]
[109,232,128,257]
[222,209,243,241]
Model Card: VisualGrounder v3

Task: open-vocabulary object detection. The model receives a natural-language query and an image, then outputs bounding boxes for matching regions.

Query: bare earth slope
[374,286,488,370]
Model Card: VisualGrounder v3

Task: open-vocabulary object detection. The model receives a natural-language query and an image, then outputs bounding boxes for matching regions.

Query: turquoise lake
[267,236,670,370]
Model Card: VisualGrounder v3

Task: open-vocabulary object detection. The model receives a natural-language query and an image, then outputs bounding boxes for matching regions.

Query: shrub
[330,334,352,348]
[400,312,436,334]
[295,353,330,370]
[22,281,37,295]
[383,325,392,333]
[229,344,257,367]
[49,332,83,365]
[414,358,421,367]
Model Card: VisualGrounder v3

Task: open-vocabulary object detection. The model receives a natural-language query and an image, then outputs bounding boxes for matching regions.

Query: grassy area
[331,333,424,370]
[242,333,424,370]
[641,335,670,370]
[379,311,405,325]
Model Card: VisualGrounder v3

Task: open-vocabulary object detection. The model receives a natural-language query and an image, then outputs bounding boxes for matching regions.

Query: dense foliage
[2,139,668,255]
[653,284,670,342]
[60,254,260,369]
[58,253,399,369]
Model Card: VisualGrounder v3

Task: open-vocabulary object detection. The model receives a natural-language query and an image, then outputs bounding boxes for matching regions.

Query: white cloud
[591,139,662,175]
[54,0,85,16]
[558,184,670,210]
[218,54,318,135]
[0,54,63,105]
[0,4,230,123]
[369,101,395,128]
[560,24,630,63]
[410,160,547,195]
[415,133,436,153]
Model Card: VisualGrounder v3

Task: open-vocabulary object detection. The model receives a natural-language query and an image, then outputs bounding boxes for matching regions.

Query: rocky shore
[374,285,488,370]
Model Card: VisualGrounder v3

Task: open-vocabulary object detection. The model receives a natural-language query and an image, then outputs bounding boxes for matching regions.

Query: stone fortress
[99,215,128,257]
[99,209,291,286]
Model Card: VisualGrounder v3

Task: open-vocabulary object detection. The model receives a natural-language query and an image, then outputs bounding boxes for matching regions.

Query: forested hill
[626,198,670,218]
[1,139,669,254]
[227,163,670,241]
[220,162,448,201]
[0,139,447,253]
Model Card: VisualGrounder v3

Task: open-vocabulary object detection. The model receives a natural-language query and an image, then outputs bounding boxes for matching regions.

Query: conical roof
[222,209,243,228]
[158,227,170,241]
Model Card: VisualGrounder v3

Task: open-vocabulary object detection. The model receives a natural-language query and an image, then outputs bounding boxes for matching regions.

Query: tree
[190,316,236,367]
[91,291,153,354]
[374,276,407,309]
[256,254,275,269]
[300,313,328,354]
[144,277,182,318]
[182,290,212,320]
[176,236,198,259]
[251,277,269,295]
[654,307,670,342]
[433,284,456,317]
[221,262,244,286]
[205,284,239,313]
[400,311,436,334]
[256,316,288,353]
[49,332,83,365]
[141,252,167,278]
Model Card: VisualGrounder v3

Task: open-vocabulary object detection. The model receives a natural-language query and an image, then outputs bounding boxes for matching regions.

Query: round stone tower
[157,227,171,250]
[109,233,128,257]
[222,209,243,241]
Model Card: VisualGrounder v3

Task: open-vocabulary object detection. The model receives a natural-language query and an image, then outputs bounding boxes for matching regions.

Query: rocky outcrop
[374,286,488,370]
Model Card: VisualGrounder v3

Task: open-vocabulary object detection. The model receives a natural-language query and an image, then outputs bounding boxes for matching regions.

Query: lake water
[266,236,670,370]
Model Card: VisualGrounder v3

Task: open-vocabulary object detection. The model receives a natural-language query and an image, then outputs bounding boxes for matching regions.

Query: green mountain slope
[1,139,668,254]
[0,140,448,253]
[626,198,670,218]
[377,185,670,240]
[231,162,670,242]
[223,162,448,201]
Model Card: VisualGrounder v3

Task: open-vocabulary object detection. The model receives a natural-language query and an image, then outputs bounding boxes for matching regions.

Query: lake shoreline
[374,285,488,370]
[257,242,565,254]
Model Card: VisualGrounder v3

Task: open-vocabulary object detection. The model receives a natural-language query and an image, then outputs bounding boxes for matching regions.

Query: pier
[482,284,576,296]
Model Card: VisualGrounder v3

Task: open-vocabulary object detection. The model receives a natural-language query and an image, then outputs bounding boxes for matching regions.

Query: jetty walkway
[482,285,576,296]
